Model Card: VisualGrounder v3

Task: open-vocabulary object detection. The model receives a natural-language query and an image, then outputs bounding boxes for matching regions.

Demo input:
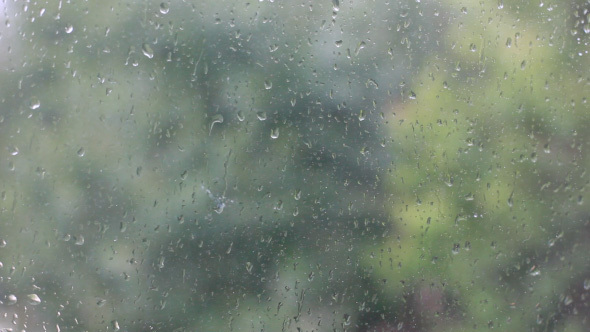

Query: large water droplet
[65,24,74,33]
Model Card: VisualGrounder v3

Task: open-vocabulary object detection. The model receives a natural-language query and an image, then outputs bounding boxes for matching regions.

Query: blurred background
[0,0,589,331]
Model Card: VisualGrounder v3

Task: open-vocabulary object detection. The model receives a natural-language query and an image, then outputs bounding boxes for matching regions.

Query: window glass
[1,0,588,331]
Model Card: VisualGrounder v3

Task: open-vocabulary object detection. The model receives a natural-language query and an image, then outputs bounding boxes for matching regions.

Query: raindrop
[256,111,267,121]
[9,146,19,156]
[469,43,477,52]
[294,189,301,200]
[74,235,85,245]
[335,40,343,47]
[65,24,73,33]
[270,128,279,139]
[409,91,417,99]
[29,97,41,110]
[27,294,41,305]
[209,114,224,135]
[6,294,17,305]
[142,43,154,59]
[584,279,590,290]
[237,111,245,122]
[358,109,365,121]
[563,295,573,306]
[159,2,169,14]
[332,0,339,12]
[77,147,85,157]
[112,320,120,331]
[264,80,272,90]
[0,238,6,247]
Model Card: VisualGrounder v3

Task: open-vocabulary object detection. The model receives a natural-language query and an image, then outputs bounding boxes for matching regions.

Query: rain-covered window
[1,0,589,331]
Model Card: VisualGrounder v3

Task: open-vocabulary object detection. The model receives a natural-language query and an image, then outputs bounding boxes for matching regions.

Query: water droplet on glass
[256,111,267,121]
[112,320,120,331]
[409,91,417,99]
[246,261,253,273]
[584,279,590,290]
[543,143,550,153]
[6,294,17,305]
[264,80,272,90]
[0,238,6,247]
[9,146,19,156]
[74,235,85,246]
[358,109,365,121]
[270,128,279,139]
[332,0,340,12]
[335,40,343,47]
[294,189,301,200]
[29,97,41,110]
[159,2,169,14]
[469,43,477,52]
[77,147,85,157]
[209,114,224,135]
[27,294,41,305]
[142,43,154,59]
[65,24,73,33]
[563,295,573,306]
[237,111,245,122]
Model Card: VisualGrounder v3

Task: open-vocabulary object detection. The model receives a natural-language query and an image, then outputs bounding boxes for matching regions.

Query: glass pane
[1,0,588,331]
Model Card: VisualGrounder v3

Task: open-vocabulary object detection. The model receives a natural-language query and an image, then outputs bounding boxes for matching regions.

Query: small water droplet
[74,235,85,246]
[142,43,154,59]
[332,0,340,12]
[256,111,267,121]
[209,113,224,132]
[246,261,253,273]
[409,91,417,99]
[6,294,17,305]
[264,80,272,90]
[65,24,73,33]
[112,320,120,331]
[9,146,19,156]
[77,147,85,157]
[584,279,590,290]
[270,128,279,139]
[27,294,41,305]
[237,111,245,122]
[469,43,477,52]
[159,2,169,14]
[0,238,6,248]
[335,40,343,47]
[358,109,365,121]
[294,189,301,200]
[563,295,573,306]
[29,97,41,110]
